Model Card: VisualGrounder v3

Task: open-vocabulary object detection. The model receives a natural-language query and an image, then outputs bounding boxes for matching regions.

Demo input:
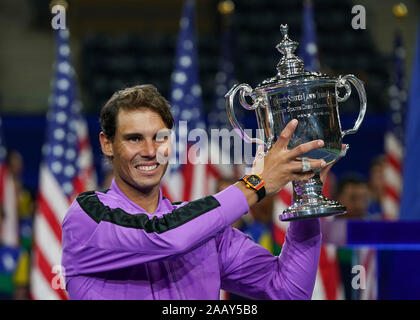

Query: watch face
[247,175,261,186]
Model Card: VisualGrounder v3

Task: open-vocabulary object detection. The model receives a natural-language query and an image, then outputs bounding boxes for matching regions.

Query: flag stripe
[385,152,402,173]
[34,244,67,300]
[278,188,292,206]
[39,165,69,223]
[384,185,400,203]
[318,245,340,300]
[31,267,60,300]
[384,30,406,220]
[34,213,63,268]
[38,193,62,243]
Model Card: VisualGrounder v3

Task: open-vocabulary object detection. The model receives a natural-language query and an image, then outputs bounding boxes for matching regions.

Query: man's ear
[99,132,113,158]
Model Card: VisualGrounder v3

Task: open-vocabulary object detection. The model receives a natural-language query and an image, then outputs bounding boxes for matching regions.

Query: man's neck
[115,178,161,213]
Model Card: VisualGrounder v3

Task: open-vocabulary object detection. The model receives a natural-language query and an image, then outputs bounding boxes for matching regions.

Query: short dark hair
[337,173,367,195]
[99,84,174,140]
[370,154,386,171]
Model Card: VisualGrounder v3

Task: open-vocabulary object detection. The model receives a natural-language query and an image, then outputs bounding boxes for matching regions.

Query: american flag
[30,28,96,300]
[0,116,18,247]
[162,0,208,202]
[206,12,240,192]
[298,0,320,72]
[383,30,406,220]
[208,24,237,133]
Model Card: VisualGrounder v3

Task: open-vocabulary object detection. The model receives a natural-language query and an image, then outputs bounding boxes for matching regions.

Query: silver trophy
[225,25,367,221]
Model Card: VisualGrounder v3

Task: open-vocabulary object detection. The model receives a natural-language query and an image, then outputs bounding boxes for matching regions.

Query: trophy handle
[335,74,367,137]
[225,83,268,148]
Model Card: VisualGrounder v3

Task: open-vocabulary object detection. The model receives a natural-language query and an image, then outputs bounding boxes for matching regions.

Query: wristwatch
[239,174,266,202]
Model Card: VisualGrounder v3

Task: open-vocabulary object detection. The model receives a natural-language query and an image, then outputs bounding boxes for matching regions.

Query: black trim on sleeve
[76,191,221,234]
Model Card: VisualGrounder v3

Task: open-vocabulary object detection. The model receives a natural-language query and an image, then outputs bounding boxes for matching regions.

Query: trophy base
[280,198,346,221]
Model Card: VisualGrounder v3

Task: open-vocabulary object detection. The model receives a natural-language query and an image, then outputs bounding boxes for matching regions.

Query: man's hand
[319,143,347,183]
[253,119,326,196]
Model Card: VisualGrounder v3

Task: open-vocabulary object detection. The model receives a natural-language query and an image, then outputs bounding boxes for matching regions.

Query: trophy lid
[257,24,327,89]
[276,24,305,77]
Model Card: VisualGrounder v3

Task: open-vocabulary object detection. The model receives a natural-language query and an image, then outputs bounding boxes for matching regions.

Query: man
[337,174,369,220]
[367,155,386,219]
[62,84,329,300]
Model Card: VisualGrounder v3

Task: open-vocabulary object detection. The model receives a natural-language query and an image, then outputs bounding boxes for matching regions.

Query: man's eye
[129,137,140,142]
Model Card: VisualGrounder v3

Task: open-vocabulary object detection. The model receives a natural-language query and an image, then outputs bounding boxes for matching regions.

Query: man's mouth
[135,164,159,172]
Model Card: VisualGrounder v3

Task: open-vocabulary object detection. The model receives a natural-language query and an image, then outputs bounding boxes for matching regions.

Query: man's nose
[140,139,157,158]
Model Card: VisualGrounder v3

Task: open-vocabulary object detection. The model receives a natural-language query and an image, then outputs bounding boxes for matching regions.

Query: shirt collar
[109,178,165,214]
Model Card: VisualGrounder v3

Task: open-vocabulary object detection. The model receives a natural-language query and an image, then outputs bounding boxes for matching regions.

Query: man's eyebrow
[122,133,144,139]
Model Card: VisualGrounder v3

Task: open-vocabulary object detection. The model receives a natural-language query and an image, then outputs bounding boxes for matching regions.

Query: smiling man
[61,84,328,300]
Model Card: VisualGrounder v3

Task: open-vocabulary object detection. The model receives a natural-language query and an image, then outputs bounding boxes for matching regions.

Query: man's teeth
[136,164,158,171]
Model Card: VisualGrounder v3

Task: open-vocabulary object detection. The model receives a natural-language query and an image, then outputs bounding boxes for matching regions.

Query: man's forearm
[233,181,259,208]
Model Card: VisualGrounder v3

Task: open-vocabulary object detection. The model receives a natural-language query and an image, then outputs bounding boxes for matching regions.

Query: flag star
[174,71,187,84]
[59,29,69,39]
[172,88,184,101]
[54,128,65,140]
[180,17,189,29]
[65,149,76,160]
[2,254,15,271]
[181,110,192,120]
[51,161,63,174]
[58,62,71,74]
[56,112,67,124]
[62,182,73,194]
[390,100,400,110]
[57,95,69,107]
[53,145,64,156]
[306,43,317,55]
[64,165,76,177]
[388,85,398,97]
[191,84,201,97]
[59,44,70,56]
[183,40,193,50]
[180,56,192,68]
[57,78,70,90]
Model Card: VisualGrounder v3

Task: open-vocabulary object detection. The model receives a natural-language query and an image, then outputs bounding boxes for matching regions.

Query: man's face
[369,163,385,194]
[338,183,369,219]
[101,108,171,194]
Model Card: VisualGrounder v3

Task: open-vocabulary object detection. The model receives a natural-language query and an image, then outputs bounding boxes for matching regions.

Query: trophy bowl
[225,25,367,221]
